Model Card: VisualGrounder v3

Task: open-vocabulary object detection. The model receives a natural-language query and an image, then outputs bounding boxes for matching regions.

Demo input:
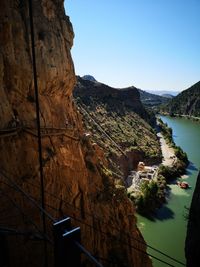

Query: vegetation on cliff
[74,76,162,179]
[138,89,170,109]
[160,81,200,118]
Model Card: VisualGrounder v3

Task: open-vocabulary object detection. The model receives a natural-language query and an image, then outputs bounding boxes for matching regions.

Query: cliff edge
[185,171,200,267]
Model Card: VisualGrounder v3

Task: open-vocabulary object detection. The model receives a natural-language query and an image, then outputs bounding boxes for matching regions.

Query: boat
[177,181,189,189]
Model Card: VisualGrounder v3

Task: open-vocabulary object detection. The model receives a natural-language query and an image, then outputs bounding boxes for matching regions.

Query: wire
[42,197,186,267]
[0,188,53,244]
[24,178,186,265]
[0,169,185,266]
[24,179,186,265]
[77,102,127,157]
[0,175,105,266]
[0,171,55,222]
[27,2,48,265]
[0,226,45,240]
[0,175,185,266]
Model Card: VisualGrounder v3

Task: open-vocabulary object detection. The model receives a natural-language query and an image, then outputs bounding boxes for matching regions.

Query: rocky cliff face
[0,1,152,266]
[185,171,200,267]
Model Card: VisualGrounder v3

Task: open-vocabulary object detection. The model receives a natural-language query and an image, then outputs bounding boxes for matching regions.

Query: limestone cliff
[185,171,200,267]
[0,1,152,266]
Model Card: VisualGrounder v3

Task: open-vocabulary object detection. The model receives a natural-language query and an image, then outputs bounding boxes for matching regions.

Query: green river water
[137,116,200,267]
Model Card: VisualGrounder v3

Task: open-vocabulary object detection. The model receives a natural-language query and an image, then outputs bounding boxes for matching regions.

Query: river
[137,116,200,267]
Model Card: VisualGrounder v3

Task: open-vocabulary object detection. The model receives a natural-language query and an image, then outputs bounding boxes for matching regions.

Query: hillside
[81,75,170,108]
[74,76,162,179]
[138,89,170,107]
[161,81,200,117]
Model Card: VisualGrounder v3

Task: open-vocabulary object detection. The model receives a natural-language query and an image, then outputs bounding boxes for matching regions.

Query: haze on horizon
[65,0,200,92]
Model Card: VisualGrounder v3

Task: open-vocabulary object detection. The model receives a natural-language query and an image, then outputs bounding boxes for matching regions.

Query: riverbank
[157,118,189,180]
[137,115,200,267]
[157,132,177,167]
[159,112,200,122]
[127,117,189,217]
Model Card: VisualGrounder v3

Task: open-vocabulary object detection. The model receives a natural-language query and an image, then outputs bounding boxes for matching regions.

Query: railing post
[53,217,81,267]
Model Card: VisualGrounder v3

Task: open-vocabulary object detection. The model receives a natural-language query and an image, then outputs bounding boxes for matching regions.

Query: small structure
[137,162,145,171]
[177,181,189,189]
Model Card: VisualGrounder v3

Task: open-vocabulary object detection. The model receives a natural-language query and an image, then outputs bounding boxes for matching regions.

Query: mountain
[82,75,97,82]
[146,90,180,96]
[74,76,162,179]
[138,89,170,107]
[0,1,152,266]
[161,93,174,99]
[161,81,200,117]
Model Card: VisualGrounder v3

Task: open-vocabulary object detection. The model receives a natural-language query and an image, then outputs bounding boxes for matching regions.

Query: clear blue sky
[65,0,200,91]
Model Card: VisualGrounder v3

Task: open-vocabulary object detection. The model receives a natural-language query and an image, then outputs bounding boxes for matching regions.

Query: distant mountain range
[146,90,180,96]
[161,81,200,117]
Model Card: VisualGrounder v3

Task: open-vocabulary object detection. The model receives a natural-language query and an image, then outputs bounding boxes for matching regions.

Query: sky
[65,0,200,91]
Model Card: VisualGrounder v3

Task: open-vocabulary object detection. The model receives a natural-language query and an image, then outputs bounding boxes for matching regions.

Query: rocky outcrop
[0,1,152,267]
[185,171,200,267]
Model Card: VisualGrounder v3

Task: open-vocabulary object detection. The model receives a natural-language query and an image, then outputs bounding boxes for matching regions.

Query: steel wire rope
[0,226,46,240]
[77,102,127,157]
[24,178,186,265]
[0,173,105,266]
[28,0,48,265]
[42,195,186,267]
[0,168,186,266]
[0,188,53,244]
[0,133,185,263]
[0,171,55,222]
[1,176,185,267]
[75,103,187,266]
[38,203,179,267]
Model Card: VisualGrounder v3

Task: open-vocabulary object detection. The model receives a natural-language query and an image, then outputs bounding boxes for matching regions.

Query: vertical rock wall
[185,171,200,267]
[0,0,152,266]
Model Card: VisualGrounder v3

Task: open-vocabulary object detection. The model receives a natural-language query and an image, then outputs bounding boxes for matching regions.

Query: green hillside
[73,76,162,178]
[161,81,200,117]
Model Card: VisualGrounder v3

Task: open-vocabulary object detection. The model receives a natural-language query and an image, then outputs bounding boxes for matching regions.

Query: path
[157,132,177,167]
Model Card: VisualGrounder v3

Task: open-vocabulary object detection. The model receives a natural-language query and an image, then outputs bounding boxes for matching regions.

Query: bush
[174,146,188,163]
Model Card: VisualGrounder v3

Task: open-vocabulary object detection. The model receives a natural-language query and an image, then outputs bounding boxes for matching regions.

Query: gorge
[1,1,200,267]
